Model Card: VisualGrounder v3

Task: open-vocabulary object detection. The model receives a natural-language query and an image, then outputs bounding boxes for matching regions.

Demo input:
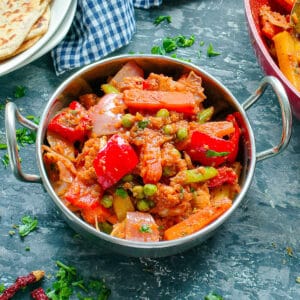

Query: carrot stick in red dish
[163,202,232,241]
[0,270,45,300]
[123,89,197,114]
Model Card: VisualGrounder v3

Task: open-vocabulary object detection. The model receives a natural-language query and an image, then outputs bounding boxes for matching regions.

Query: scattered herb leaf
[154,15,172,25]
[14,86,26,98]
[206,149,229,158]
[115,187,128,198]
[138,120,149,129]
[0,143,7,150]
[199,41,205,46]
[204,292,223,300]
[1,153,9,168]
[0,283,5,293]
[139,224,152,233]
[26,115,40,125]
[296,277,300,284]
[8,230,15,236]
[16,128,36,146]
[18,216,38,237]
[0,104,5,111]
[25,246,30,251]
[207,43,221,57]
[46,261,111,300]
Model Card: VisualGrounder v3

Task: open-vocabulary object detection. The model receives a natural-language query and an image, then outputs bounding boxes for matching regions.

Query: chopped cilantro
[154,15,172,25]
[25,246,30,251]
[199,41,205,46]
[26,115,40,125]
[207,43,221,57]
[151,35,195,55]
[137,120,149,129]
[204,292,223,300]
[16,128,36,146]
[170,53,191,62]
[0,143,7,150]
[1,153,9,168]
[115,187,128,198]
[18,216,38,237]
[0,283,5,293]
[139,224,152,233]
[206,149,229,157]
[46,261,111,300]
[0,104,5,110]
[14,85,26,98]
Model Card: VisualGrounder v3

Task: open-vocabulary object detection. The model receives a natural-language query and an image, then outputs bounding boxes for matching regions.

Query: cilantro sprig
[14,85,26,98]
[154,15,172,25]
[46,261,111,300]
[18,216,38,237]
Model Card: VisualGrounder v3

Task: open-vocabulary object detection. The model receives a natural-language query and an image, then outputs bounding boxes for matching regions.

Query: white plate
[13,0,77,72]
[0,0,72,77]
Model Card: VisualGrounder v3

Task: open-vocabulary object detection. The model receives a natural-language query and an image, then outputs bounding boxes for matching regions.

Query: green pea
[121,114,134,128]
[132,185,144,199]
[163,124,173,135]
[143,184,157,197]
[156,108,170,118]
[137,199,150,212]
[176,127,188,141]
[101,195,113,208]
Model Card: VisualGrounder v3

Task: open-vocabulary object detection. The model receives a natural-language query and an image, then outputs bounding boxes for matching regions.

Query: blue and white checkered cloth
[51,0,162,75]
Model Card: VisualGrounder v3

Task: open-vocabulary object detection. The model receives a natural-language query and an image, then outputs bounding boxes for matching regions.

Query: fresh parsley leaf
[1,153,9,168]
[0,104,5,111]
[170,53,191,62]
[0,283,5,293]
[18,216,38,237]
[204,292,223,300]
[14,85,26,98]
[205,149,229,157]
[139,224,152,233]
[199,41,205,46]
[207,43,221,57]
[26,115,40,125]
[0,143,7,150]
[16,128,36,146]
[154,15,172,25]
[162,37,178,53]
[115,187,128,198]
[151,46,166,55]
[175,35,195,47]
[25,246,30,251]
[137,120,149,129]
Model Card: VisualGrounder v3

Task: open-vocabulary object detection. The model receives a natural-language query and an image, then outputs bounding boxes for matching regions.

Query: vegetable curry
[259,0,300,91]
[42,60,242,242]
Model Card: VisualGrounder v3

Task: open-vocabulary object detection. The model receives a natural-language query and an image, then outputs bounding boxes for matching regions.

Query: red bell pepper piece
[47,101,91,143]
[186,113,241,167]
[207,166,238,188]
[64,177,102,209]
[93,134,139,190]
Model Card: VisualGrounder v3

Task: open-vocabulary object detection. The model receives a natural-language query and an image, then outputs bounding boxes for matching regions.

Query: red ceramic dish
[244,0,300,119]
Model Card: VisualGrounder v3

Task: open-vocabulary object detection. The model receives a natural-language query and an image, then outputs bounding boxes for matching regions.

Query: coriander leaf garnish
[151,46,166,55]
[139,224,152,233]
[26,115,40,125]
[206,149,229,157]
[16,128,36,146]
[1,153,9,168]
[115,187,128,198]
[137,120,149,129]
[154,15,172,25]
[14,85,26,98]
[204,292,224,300]
[18,216,38,237]
[207,43,221,57]
[0,283,5,293]
[0,143,7,150]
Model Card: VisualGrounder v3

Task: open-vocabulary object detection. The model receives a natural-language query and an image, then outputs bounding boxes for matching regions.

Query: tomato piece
[207,166,238,188]
[47,101,91,143]
[93,134,139,190]
[64,177,102,209]
[123,89,197,114]
[81,203,112,225]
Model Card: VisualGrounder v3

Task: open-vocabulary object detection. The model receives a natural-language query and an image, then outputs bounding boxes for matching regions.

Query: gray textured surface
[0,0,300,299]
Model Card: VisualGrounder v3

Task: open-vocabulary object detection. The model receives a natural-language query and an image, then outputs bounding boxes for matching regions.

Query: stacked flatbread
[0,0,51,61]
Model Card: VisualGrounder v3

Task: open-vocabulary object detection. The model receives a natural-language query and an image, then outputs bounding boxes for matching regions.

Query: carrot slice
[81,203,112,225]
[163,201,232,240]
[123,89,197,114]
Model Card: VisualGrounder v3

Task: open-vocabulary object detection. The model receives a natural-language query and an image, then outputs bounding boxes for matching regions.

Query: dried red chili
[31,287,49,300]
[0,270,45,300]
